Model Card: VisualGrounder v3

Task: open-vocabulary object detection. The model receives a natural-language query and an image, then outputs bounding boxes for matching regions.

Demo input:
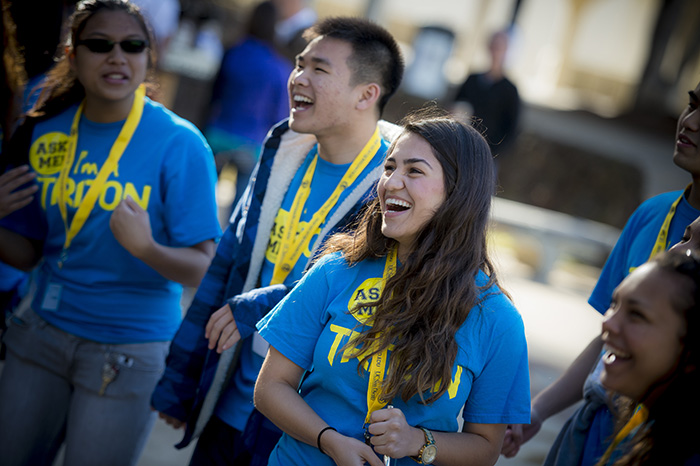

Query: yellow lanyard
[599,404,648,465]
[363,246,397,425]
[270,126,382,285]
[56,85,146,268]
[647,187,690,261]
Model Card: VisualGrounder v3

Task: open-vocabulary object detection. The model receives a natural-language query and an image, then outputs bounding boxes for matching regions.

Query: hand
[0,165,38,219]
[368,407,424,460]
[500,410,543,458]
[110,196,153,257]
[322,430,384,466]
[205,304,240,353]
[156,411,186,430]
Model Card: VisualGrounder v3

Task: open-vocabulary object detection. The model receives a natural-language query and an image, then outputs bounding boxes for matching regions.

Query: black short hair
[303,17,404,116]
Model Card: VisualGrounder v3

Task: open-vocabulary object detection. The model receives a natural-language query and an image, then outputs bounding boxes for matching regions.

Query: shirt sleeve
[588,211,640,314]
[257,254,338,370]
[462,295,531,425]
[160,128,222,247]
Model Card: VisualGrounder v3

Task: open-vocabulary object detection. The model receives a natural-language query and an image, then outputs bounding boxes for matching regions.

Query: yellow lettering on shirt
[328,324,352,366]
[448,366,463,399]
[30,131,152,212]
[74,150,89,174]
[431,365,464,399]
[30,132,69,176]
[36,177,151,211]
[347,278,383,324]
[124,183,151,209]
[266,208,321,265]
[99,180,123,210]
[80,162,98,176]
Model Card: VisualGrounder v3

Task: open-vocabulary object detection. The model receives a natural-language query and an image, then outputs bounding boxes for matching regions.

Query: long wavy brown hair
[322,107,501,404]
[600,250,700,466]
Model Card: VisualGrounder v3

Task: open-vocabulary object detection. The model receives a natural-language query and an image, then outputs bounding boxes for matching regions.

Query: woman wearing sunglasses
[0,1,221,465]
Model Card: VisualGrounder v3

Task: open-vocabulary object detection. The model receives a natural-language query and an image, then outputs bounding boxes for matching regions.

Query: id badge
[41,283,63,311]
[252,332,270,358]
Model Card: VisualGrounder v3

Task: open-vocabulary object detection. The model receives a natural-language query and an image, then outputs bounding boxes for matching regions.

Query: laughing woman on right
[596,249,700,465]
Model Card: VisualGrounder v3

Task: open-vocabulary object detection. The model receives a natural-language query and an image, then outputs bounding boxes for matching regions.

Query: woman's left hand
[367,406,424,459]
[110,196,153,257]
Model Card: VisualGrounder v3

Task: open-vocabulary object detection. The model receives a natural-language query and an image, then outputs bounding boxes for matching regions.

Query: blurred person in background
[205,0,291,214]
[271,0,316,64]
[451,29,520,162]
[130,0,180,57]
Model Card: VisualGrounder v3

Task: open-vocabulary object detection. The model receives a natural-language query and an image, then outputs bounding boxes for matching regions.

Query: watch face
[422,444,438,464]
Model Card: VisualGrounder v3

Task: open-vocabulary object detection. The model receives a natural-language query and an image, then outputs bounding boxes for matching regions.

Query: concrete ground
[136,240,603,466]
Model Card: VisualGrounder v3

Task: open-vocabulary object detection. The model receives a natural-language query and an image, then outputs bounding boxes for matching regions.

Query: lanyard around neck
[647,184,692,262]
[56,85,146,267]
[599,404,648,465]
[270,126,382,285]
[363,246,398,425]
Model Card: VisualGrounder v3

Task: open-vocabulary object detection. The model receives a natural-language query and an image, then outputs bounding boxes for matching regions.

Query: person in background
[271,0,316,64]
[501,79,700,465]
[0,1,221,465]
[452,29,520,160]
[596,249,700,465]
[130,0,180,56]
[205,0,291,211]
[254,109,530,466]
[151,16,405,466]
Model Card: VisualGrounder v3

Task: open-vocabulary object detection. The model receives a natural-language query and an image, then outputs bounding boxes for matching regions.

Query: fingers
[157,412,186,430]
[205,305,240,353]
[0,166,38,218]
[361,451,385,466]
[2,185,38,211]
[216,327,240,353]
[501,424,527,458]
[123,195,144,212]
[0,165,36,192]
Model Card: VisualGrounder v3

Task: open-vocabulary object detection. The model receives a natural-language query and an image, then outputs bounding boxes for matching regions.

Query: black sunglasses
[76,38,148,54]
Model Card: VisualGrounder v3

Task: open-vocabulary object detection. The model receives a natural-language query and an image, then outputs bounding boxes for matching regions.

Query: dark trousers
[189,416,253,466]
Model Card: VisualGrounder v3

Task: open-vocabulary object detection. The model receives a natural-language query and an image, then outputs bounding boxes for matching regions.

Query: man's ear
[356,83,381,111]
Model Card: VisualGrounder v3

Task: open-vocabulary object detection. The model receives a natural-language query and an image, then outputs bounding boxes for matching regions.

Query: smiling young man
[151,17,404,465]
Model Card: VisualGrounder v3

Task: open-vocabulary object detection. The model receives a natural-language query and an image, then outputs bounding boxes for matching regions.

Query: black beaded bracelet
[317,426,337,455]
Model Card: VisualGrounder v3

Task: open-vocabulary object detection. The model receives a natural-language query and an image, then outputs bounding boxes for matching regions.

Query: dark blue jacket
[151,119,398,447]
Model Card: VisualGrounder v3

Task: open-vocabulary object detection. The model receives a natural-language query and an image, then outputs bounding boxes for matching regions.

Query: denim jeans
[0,307,169,466]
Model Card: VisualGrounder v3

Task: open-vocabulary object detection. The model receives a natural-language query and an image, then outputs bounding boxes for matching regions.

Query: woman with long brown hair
[254,109,530,465]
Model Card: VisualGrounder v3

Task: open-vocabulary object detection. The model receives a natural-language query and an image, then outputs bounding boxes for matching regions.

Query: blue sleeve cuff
[228,284,289,340]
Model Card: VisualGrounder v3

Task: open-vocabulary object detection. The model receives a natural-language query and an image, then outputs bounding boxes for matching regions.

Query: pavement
[135,239,603,466]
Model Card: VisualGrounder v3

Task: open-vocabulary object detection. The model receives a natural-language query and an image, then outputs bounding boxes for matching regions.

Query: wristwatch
[411,427,437,464]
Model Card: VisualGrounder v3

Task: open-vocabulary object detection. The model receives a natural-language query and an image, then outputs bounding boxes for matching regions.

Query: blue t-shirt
[588,190,699,314]
[215,140,389,430]
[257,252,531,466]
[0,98,222,343]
